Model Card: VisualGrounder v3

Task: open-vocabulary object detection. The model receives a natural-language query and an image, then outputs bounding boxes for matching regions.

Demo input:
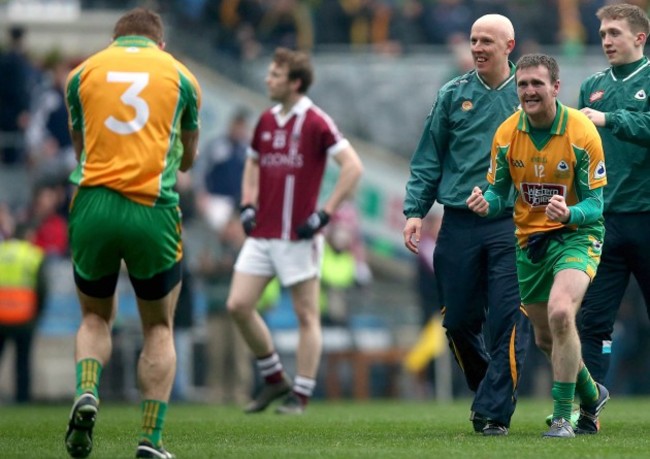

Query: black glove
[296,210,330,239]
[240,204,257,236]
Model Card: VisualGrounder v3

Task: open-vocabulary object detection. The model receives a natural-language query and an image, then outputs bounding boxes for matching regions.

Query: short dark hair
[597,3,650,36]
[232,107,251,124]
[14,222,35,240]
[273,47,314,94]
[515,53,560,83]
[9,25,25,42]
[113,7,164,43]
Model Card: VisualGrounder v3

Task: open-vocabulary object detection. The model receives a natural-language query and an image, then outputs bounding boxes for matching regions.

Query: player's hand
[403,217,422,254]
[240,204,257,236]
[546,194,570,223]
[580,108,606,127]
[466,186,489,217]
[296,210,330,239]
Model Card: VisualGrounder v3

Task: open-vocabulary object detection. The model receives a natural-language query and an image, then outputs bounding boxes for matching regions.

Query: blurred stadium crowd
[84,0,649,57]
[1,1,650,404]
[164,0,645,58]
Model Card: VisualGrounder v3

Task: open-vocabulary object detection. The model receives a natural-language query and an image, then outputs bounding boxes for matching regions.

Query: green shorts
[69,186,183,281]
[516,229,604,305]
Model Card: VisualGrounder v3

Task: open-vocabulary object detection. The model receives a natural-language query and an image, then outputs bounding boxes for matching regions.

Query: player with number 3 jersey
[63,8,200,459]
[66,27,201,207]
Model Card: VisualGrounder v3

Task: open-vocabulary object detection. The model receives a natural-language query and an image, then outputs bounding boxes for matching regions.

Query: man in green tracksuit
[402,13,530,436]
[578,3,650,419]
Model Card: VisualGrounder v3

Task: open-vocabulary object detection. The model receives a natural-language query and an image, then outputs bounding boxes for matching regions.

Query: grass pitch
[2,397,649,458]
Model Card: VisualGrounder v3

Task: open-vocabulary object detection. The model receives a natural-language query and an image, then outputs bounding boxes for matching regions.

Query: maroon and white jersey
[249,96,350,240]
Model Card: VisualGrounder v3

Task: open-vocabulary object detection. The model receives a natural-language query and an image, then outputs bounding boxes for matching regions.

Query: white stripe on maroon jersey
[282,174,295,240]
[311,105,343,142]
[289,111,306,158]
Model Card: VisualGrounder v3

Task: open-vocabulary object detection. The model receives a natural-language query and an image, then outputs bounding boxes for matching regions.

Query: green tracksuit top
[404,63,520,218]
[578,56,650,214]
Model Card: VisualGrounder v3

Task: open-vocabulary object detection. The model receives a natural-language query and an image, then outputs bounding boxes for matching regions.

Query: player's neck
[612,54,646,77]
[480,62,511,89]
[528,107,556,130]
[279,94,303,115]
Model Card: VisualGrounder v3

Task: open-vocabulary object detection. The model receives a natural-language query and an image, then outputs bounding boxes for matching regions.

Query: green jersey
[578,57,650,213]
[404,64,520,217]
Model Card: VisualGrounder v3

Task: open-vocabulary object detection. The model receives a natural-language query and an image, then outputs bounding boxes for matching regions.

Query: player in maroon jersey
[226,47,363,414]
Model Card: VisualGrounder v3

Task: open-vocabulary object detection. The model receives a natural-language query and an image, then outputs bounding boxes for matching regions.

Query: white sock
[293,375,316,398]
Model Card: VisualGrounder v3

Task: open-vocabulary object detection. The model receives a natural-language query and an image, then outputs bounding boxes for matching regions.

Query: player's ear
[636,32,646,47]
[159,41,166,50]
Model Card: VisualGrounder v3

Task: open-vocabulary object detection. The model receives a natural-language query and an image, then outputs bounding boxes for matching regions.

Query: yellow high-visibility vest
[0,240,44,325]
[322,243,355,289]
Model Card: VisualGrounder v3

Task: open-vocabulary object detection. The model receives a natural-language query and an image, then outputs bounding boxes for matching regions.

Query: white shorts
[234,235,324,287]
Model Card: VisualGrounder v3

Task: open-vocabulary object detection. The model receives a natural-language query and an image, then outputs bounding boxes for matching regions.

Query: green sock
[575,366,599,406]
[76,358,102,398]
[551,381,575,421]
[140,400,168,447]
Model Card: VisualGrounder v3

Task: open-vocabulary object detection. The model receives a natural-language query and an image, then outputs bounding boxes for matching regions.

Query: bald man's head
[472,14,515,41]
[469,13,516,87]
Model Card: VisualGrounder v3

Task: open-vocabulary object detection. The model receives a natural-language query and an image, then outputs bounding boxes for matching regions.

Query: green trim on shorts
[69,187,183,280]
[517,228,604,304]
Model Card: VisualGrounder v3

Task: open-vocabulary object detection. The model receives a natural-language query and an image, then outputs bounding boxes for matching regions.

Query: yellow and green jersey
[66,36,201,207]
[486,102,607,247]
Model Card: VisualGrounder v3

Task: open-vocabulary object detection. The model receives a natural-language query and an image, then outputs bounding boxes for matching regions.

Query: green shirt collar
[476,61,516,90]
[612,56,648,80]
[111,35,158,49]
[517,100,568,135]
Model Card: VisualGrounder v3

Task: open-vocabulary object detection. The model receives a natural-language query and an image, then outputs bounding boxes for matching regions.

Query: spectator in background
[443,36,475,84]
[402,14,530,436]
[555,0,587,56]
[313,0,356,45]
[195,108,251,232]
[208,0,265,60]
[325,200,372,287]
[421,0,473,45]
[199,215,255,405]
[0,203,16,241]
[171,261,196,402]
[172,0,208,25]
[28,178,69,258]
[26,56,75,179]
[0,216,47,404]
[313,0,398,52]
[172,172,199,403]
[258,0,314,52]
[390,0,430,50]
[0,26,33,165]
[320,202,371,325]
[320,231,357,326]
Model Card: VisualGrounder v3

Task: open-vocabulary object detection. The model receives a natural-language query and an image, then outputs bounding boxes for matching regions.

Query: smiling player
[467,54,609,438]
